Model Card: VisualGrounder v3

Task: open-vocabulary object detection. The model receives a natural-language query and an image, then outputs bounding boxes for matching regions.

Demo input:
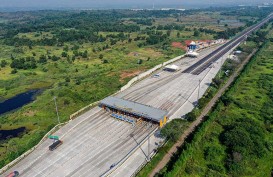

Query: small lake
[0,127,26,140]
[0,89,41,115]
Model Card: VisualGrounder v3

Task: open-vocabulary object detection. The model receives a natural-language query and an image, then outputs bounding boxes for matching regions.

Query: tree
[177,32,180,38]
[82,50,88,58]
[0,60,7,68]
[161,119,188,142]
[38,55,47,64]
[103,59,109,64]
[63,45,69,52]
[62,51,68,57]
[99,54,104,59]
[194,30,200,37]
[51,55,60,61]
[167,30,171,36]
[72,55,76,62]
[185,111,196,122]
[11,69,17,74]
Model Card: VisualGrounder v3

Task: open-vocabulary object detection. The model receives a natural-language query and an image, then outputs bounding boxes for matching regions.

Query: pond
[0,127,26,140]
[0,89,41,115]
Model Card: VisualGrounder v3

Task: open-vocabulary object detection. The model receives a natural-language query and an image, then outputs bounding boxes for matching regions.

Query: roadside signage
[48,135,59,140]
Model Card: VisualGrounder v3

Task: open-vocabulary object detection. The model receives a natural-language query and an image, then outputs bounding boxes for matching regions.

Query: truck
[6,171,19,177]
[49,140,63,151]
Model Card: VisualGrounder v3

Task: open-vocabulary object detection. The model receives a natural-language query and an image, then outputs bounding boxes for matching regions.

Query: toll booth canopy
[99,96,168,124]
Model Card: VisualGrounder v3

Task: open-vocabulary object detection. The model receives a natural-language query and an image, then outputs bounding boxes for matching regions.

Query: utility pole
[197,79,201,106]
[219,56,223,79]
[148,130,150,161]
[54,96,60,124]
[146,122,151,162]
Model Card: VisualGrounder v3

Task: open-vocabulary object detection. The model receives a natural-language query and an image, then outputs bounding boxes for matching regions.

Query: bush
[207,163,225,173]
[11,69,17,74]
[160,119,188,142]
[185,111,197,122]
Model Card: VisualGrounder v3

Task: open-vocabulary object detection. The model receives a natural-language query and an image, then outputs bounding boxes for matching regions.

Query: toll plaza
[99,96,168,127]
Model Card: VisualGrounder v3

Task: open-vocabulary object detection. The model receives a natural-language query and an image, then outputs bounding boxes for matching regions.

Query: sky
[0,0,270,10]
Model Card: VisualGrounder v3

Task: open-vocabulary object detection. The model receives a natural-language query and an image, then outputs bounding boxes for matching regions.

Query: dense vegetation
[155,26,273,177]
[0,6,271,168]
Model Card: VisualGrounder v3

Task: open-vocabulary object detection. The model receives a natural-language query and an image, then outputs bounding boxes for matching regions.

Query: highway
[2,13,272,177]
[183,13,273,75]
[2,45,221,177]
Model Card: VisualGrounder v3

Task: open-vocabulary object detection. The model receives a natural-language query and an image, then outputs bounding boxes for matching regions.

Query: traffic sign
[48,135,59,140]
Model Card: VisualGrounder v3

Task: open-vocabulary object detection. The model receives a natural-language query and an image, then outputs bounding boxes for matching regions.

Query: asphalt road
[182,13,273,75]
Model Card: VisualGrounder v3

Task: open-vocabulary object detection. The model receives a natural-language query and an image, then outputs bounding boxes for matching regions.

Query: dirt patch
[23,110,37,117]
[128,48,163,58]
[120,70,142,82]
[172,42,187,51]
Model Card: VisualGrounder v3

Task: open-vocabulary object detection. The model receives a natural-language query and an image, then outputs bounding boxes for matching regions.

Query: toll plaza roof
[100,96,168,123]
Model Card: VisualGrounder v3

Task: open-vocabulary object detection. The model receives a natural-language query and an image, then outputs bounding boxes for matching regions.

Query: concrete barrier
[69,101,100,120]
[119,55,185,92]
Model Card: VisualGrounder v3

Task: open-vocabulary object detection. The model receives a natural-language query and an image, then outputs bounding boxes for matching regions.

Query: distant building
[188,41,197,50]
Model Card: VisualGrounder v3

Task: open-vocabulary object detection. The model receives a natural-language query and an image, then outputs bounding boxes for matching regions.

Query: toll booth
[99,96,168,127]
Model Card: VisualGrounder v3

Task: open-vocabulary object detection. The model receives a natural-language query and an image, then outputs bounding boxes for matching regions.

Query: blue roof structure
[100,96,168,123]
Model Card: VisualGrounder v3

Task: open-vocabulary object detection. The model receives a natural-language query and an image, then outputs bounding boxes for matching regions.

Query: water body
[0,89,41,115]
[0,127,26,140]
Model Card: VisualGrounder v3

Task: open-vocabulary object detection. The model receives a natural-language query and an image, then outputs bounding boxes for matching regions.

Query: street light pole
[148,130,150,161]
[54,97,60,124]
[197,79,201,106]
[146,121,151,162]
[219,56,224,79]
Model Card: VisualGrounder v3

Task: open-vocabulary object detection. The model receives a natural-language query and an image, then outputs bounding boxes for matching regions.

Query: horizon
[0,0,267,12]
